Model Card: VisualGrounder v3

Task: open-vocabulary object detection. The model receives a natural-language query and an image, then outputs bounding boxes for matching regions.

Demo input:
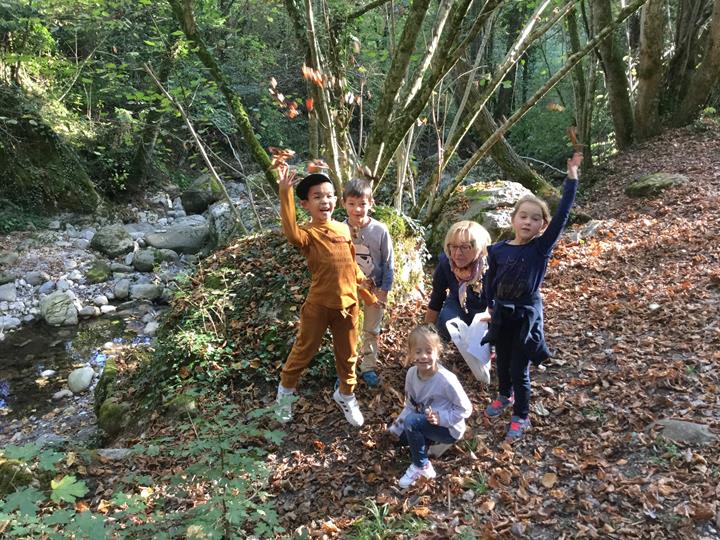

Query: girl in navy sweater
[482,153,583,442]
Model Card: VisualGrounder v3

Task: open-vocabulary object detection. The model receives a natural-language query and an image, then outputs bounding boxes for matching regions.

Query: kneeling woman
[425,220,491,341]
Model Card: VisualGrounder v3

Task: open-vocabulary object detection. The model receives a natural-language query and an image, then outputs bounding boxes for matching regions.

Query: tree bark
[422,0,649,226]
[634,0,665,141]
[664,0,710,110]
[167,0,277,194]
[566,6,595,168]
[494,3,526,120]
[592,0,635,149]
[671,0,720,126]
[126,43,178,191]
[454,59,549,191]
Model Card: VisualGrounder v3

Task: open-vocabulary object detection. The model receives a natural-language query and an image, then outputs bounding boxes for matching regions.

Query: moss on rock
[94,357,118,416]
[86,260,112,284]
[0,86,100,213]
[97,398,129,439]
[0,458,35,498]
[625,173,687,198]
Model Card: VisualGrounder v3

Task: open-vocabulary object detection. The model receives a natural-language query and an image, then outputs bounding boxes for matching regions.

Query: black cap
[296,172,333,200]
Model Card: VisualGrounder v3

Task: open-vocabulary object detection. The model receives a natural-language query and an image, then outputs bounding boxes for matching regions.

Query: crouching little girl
[387,325,472,489]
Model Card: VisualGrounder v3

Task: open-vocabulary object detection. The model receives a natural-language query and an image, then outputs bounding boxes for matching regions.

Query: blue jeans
[437,295,476,342]
[399,412,458,467]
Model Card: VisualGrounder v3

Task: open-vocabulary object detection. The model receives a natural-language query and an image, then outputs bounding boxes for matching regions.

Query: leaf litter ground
[78,124,719,539]
[264,124,720,539]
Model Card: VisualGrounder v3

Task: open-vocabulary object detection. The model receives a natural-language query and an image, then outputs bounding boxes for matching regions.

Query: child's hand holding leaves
[567,152,583,180]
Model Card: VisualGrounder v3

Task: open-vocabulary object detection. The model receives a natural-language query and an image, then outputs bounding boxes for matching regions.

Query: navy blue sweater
[483,178,578,306]
[428,253,487,314]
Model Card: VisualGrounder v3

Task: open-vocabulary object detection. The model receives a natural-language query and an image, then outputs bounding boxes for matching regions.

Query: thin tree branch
[144,62,249,238]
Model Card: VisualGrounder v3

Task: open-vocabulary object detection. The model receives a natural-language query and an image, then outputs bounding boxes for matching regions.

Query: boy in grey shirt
[343,178,394,387]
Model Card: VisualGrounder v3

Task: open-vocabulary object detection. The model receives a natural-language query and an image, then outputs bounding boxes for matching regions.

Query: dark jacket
[481,294,550,365]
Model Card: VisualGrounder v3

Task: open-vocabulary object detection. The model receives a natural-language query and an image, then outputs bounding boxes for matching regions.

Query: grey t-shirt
[345,217,394,292]
[388,365,472,439]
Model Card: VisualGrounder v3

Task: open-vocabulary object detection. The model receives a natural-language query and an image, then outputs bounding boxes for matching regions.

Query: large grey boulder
[25,271,50,286]
[90,224,134,258]
[114,279,131,300]
[133,249,156,272]
[180,174,220,214]
[625,173,687,198]
[0,282,17,302]
[0,316,21,330]
[208,201,237,247]
[0,271,18,285]
[68,366,95,393]
[651,419,717,446]
[40,291,79,326]
[0,251,19,266]
[430,180,533,254]
[145,215,210,254]
[130,283,163,301]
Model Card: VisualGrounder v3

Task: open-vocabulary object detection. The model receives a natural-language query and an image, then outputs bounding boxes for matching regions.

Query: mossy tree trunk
[634,0,665,141]
[166,0,277,194]
[671,0,720,126]
[126,42,179,192]
[592,0,635,149]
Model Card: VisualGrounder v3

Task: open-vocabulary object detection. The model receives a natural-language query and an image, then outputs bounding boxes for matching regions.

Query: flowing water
[0,317,130,428]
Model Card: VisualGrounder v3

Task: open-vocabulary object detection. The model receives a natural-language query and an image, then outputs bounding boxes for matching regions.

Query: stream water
[0,316,146,446]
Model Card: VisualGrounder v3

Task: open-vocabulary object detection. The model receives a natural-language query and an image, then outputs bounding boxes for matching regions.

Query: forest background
[1,0,720,538]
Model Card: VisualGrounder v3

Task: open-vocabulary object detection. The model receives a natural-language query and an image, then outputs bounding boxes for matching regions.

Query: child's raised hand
[277,164,297,191]
[567,152,583,180]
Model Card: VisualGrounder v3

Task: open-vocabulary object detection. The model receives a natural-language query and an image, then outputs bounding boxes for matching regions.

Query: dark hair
[343,178,373,201]
[296,173,334,200]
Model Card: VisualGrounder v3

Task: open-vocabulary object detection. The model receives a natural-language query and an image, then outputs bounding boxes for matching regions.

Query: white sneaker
[332,388,364,427]
[275,385,295,423]
[398,462,436,489]
[428,442,453,458]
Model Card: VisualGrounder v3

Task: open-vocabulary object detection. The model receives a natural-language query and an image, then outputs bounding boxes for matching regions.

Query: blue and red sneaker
[484,394,514,418]
[505,415,531,442]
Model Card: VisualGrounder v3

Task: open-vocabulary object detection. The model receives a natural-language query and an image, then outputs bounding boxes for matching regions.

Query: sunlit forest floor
[107,122,720,538]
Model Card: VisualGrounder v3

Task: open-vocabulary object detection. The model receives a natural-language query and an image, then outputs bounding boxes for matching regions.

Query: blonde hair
[407,325,443,359]
[511,195,551,224]
[443,220,492,258]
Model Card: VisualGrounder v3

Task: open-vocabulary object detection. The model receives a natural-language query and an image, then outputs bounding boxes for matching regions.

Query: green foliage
[0,398,284,538]
[349,499,428,539]
[49,476,88,504]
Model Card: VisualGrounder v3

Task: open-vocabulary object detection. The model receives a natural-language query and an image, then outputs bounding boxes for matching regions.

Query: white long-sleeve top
[388,365,472,440]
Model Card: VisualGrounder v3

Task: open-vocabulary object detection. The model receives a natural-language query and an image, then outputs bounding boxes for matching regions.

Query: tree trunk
[454,59,549,191]
[634,0,665,141]
[592,0,635,149]
[567,6,595,169]
[663,0,710,111]
[167,0,277,194]
[126,43,178,191]
[494,3,526,120]
[671,0,720,126]
[422,0,649,226]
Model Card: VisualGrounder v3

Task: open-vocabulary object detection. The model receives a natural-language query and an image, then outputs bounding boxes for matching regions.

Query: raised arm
[278,166,309,248]
[536,152,582,254]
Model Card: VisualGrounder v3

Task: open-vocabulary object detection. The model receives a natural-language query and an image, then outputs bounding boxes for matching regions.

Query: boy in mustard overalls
[275,165,372,426]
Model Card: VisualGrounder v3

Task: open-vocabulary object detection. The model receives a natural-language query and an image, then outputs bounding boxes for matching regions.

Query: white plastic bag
[446,313,491,384]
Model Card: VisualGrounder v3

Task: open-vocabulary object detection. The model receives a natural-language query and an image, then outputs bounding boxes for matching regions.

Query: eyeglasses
[447,243,473,253]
